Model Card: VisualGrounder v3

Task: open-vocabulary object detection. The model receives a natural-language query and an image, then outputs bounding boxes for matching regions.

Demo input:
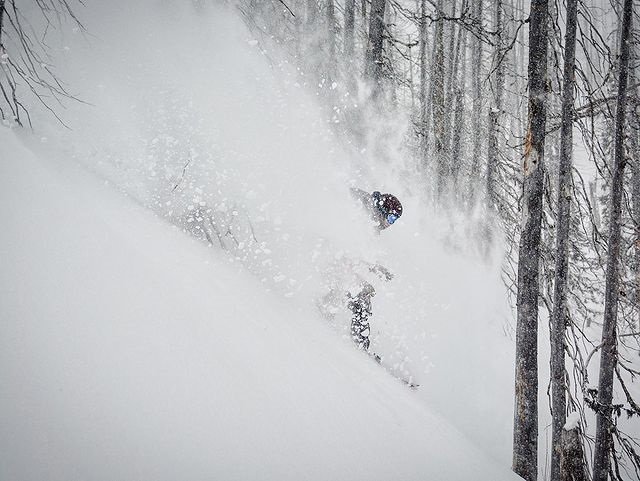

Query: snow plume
[19,0,514,466]
[30,0,378,302]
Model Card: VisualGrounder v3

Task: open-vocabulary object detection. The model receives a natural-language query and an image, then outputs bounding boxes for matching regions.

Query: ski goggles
[387,213,398,225]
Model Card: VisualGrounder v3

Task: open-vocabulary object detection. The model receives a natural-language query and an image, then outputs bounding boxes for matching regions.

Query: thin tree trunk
[512,0,549,479]
[386,7,397,105]
[633,104,640,333]
[516,0,527,142]
[450,24,468,192]
[432,0,446,196]
[0,0,5,47]
[630,38,640,332]
[469,0,483,201]
[444,0,458,117]
[342,0,356,94]
[487,0,504,210]
[487,111,499,207]
[358,0,367,90]
[326,0,336,75]
[592,0,633,479]
[408,34,415,110]
[344,0,355,58]
[419,0,429,161]
[445,0,466,157]
[365,0,386,95]
[550,0,578,479]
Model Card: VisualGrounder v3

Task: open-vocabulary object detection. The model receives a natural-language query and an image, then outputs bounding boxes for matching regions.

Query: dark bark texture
[365,0,386,94]
[469,0,483,191]
[432,0,446,195]
[487,0,504,209]
[592,0,634,480]
[344,0,355,58]
[561,427,587,481]
[419,0,429,160]
[0,0,5,47]
[550,0,578,479]
[513,0,548,479]
[633,110,640,328]
[450,11,467,189]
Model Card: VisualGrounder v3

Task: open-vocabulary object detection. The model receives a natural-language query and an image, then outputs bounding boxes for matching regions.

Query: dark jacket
[350,188,402,230]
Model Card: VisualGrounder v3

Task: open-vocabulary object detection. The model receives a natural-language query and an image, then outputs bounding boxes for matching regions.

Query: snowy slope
[0,0,522,478]
[6,2,517,467]
[0,128,519,480]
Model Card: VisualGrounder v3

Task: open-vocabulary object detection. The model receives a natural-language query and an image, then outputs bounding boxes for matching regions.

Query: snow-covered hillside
[1,1,519,479]
[0,128,517,480]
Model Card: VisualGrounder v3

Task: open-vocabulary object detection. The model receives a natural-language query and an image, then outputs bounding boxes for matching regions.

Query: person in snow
[350,188,403,232]
[345,188,403,350]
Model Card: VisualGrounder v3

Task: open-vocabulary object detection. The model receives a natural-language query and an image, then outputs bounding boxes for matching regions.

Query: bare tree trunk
[487,0,504,210]
[365,0,386,96]
[408,34,415,110]
[633,106,640,333]
[469,0,483,204]
[450,22,467,193]
[419,0,429,161]
[630,40,640,332]
[592,0,634,479]
[516,0,527,141]
[326,0,337,79]
[445,0,456,105]
[342,0,356,95]
[487,111,499,206]
[445,0,466,157]
[386,7,397,105]
[512,0,549,479]
[344,0,355,58]
[432,0,446,196]
[0,0,5,47]
[550,0,578,479]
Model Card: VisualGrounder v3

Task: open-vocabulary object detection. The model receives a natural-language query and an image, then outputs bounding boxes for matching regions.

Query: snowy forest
[1,0,640,480]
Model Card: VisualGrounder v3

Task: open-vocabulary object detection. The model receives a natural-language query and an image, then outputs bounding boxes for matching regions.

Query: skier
[317,188,402,351]
[331,189,417,387]
[348,188,402,349]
